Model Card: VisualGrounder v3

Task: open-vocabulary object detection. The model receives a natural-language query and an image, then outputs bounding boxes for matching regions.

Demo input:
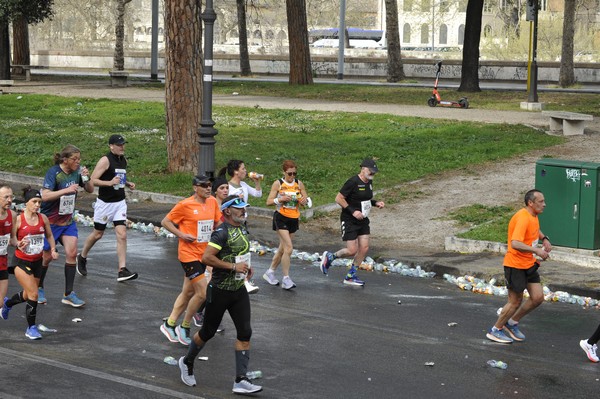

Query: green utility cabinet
[535,159,600,249]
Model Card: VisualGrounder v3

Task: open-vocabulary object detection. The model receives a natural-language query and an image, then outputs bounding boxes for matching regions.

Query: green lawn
[0,93,563,211]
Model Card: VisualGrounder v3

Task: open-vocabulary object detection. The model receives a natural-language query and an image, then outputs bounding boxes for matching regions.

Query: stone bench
[0,80,14,86]
[542,110,593,136]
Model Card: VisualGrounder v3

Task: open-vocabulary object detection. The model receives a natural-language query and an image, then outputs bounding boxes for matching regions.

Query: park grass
[446,204,521,243]
[0,93,563,212]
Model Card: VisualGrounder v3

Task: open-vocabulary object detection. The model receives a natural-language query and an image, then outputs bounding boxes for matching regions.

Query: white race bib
[24,233,44,256]
[361,200,372,218]
[234,252,251,280]
[0,233,9,256]
[59,194,76,215]
[196,220,213,243]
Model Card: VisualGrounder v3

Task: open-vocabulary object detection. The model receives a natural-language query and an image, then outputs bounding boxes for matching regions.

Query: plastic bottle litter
[163,356,178,366]
[246,370,263,380]
[487,360,508,369]
[37,324,57,332]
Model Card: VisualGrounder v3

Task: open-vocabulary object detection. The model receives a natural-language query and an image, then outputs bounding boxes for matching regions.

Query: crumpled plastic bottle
[487,359,508,369]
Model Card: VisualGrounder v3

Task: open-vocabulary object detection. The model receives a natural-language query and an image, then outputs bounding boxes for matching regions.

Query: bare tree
[385,0,404,82]
[559,0,576,87]
[164,0,203,172]
[286,0,313,84]
[458,0,483,92]
[237,0,251,76]
[113,0,132,71]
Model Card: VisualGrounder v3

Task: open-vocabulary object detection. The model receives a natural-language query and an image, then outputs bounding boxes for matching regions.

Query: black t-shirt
[339,175,374,222]
[208,222,250,291]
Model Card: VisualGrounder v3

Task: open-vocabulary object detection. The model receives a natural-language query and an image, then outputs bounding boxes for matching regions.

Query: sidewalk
[2,75,600,301]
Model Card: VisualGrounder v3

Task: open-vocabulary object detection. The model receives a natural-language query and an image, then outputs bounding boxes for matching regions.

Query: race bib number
[115,168,127,189]
[59,194,76,215]
[24,233,44,256]
[361,200,372,218]
[0,233,9,256]
[283,191,299,209]
[196,220,213,243]
[234,252,251,280]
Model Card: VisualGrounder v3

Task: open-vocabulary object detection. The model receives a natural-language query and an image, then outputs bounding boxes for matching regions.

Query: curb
[445,236,600,270]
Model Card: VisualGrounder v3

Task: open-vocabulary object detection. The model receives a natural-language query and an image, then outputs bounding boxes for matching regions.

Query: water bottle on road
[487,360,508,369]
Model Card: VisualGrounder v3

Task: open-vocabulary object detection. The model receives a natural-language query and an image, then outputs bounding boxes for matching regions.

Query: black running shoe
[117,267,138,282]
[76,253,87,276]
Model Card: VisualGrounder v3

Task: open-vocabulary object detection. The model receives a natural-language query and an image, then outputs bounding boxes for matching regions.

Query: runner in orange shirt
[159,175,222,346]
[486,189,551,344]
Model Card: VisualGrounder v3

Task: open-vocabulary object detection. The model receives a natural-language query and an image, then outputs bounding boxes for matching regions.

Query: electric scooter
[427,60,469,109]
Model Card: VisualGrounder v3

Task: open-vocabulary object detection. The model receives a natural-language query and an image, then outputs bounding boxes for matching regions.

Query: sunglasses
[195,182,212,188]
[286,171,297,176]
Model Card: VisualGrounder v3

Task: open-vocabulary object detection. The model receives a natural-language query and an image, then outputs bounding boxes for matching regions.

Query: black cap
[192,175,212,186]
[360,158,379,172]
[109,134,127,145]
[24,189,41,202]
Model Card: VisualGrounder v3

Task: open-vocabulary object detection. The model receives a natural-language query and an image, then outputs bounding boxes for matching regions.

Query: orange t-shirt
[166,196,222,263]
[503,208,540,269]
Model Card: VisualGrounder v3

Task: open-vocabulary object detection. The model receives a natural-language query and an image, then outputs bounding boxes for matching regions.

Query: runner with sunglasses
[160,175,222,346]
[263,160,310,290]
[178,195,262,394]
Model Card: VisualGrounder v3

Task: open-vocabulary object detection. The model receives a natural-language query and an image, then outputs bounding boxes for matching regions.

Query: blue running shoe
[320,251,334,275]
[504,323,525,341]
[37,288,47,305]
[62,292,86,308]
[25,325,42,340]
[486,327,513,344]
[1,297,11,320]
[175,325,191,346]
[343,274,365,286]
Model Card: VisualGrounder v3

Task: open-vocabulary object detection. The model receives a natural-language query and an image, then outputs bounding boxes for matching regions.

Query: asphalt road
[1,225,599,399]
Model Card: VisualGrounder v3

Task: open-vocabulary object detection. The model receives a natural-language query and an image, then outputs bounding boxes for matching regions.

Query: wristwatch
[542,236,550,242]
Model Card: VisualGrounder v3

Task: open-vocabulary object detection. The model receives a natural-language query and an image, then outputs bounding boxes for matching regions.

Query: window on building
[458,0,468,12]
[458,24,465,45]
[483,24,493,37]
[439,0,449,13]
[403,0,414,12]
[421,0,431,13]
[439,24,448,44]
[403,23,411,43]
[253,30,262,39]
[421,24,429,44]
[483,0,496,13]
[266,30,274,40]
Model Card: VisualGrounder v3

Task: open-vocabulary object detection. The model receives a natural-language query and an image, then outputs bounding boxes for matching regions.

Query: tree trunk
[458,0,483,92]
[113,0,132,71]
[0,21,10,80]
[385,0,404,82]
[164,0,203,172]
[237,0,251,76]
[559,0,576,87]
[12,15,30,78]
[286,0,313,85]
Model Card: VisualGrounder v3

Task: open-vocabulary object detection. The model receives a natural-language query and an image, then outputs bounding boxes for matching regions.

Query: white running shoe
[178,356,197,386]
[232,377,262,394]
[245,280,260,294]
[262,269,279,286]
[282,276,296,290]
[580,339,599,362]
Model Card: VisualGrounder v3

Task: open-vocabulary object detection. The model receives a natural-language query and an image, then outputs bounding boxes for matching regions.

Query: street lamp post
[527,0,539,103]
[198,0,218,177]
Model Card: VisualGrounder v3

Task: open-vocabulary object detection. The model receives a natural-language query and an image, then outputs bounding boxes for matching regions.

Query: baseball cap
[221,195,249,211]
[192,175,212,186]
[360,158,379,172]
[109,134,127,145]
